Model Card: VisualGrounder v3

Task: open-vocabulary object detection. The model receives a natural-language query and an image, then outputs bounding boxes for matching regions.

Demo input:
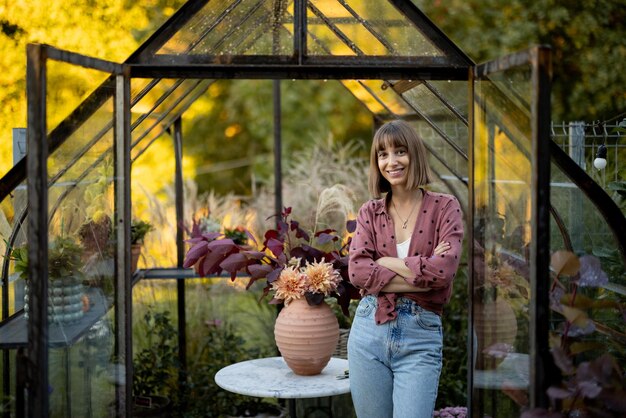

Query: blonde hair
[368,120,434,198]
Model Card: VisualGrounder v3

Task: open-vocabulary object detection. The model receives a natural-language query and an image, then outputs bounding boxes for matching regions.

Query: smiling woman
[349,120,464,418]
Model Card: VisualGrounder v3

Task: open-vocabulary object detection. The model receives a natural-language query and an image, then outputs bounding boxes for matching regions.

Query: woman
[348,120,464,418]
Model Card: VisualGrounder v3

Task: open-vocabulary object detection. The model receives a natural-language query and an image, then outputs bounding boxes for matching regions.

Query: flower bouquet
[182,207,359,315]
[183,207,359,374]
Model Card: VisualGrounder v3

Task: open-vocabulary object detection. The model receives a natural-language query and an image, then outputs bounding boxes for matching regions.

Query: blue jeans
[348,295,443,418]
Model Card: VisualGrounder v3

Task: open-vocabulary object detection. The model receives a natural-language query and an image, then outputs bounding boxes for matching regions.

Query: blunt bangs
[368,120,434,198]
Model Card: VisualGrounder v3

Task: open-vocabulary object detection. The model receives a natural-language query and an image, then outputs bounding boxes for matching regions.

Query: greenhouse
[0,0,624,417]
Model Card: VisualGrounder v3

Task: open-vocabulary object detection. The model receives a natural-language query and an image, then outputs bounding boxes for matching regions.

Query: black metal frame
[1,2,623,418]
[469,46,555,412]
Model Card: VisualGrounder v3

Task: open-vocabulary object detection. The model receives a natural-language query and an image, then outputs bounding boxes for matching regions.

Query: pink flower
[271,266,307,305]
[302,260,341,296]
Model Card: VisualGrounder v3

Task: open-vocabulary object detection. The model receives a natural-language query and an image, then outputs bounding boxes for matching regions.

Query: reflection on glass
[43,62,118,416]
[158,0,294,57]
[308,0,442,56]
[472,70,533,417]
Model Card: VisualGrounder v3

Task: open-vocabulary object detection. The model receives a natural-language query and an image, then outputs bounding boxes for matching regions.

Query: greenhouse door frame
[25,44,132,418]
[468,45,555,413]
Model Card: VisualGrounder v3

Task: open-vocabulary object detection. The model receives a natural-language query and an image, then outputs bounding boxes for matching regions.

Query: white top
[396,238,411,259]
[214,357,350,399]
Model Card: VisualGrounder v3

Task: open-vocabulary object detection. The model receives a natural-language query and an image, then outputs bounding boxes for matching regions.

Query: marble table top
[473,352,529,390]
[215,357,350,399]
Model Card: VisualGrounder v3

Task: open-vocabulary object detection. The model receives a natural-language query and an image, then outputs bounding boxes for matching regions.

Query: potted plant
[78,212,113,260]
[183,206,359,315]
[132,309,177,417]
[183,207,360,375]
[13,236,86,323]
[130,219,154,272]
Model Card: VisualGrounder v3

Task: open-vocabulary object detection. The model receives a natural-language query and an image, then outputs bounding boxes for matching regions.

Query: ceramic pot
[474,296,518,370]
[131,244,142,272]
[274,298,339,376]
[24,276,85,324]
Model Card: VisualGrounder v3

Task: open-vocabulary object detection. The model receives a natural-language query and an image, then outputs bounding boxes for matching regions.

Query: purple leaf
[298,228,310,241]
[267,238,284,258]
[194,255,207,277]
[267,267,283,283]
[248,264,274,279]
[241,250,267,260]
[202,249,229,275]
[346,219,356,233]
[277,220,289,236]
[551,347,575,375]
[219,253,249,273]
[207,238,236,255]
[244,230,257,246]
[291,245,326,263]
[202,232,222,241]
[578,255,609,288]
[264,229,279,241]
[183,242,209,268]
[578,380,602,399]
[317,232,338,245]
[546,386,573,400]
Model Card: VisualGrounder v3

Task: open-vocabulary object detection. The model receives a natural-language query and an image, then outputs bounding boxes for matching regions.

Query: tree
[0,0,186,178]
[417,0,626,121]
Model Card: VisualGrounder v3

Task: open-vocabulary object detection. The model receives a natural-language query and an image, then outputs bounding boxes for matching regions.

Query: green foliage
[184,80,371,196]
[417,0,626,121]
[9,245,28,278]
[0,0,186,179]
[180,322,279,418]
[131,219,154,245]
[223,226,247,246]
[48,236,83,279]
[132,309,179,398]
[437,265,469,410]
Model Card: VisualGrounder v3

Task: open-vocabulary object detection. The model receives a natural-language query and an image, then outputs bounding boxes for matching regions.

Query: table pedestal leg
[288,399,296,418]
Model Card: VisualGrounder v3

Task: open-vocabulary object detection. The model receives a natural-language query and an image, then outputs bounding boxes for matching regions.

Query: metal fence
[551,120,626,183]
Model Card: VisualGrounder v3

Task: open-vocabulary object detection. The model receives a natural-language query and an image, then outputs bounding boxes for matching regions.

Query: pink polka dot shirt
[349,190,464,324]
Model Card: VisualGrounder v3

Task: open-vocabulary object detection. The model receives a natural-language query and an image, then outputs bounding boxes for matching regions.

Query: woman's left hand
[433,241,450,256]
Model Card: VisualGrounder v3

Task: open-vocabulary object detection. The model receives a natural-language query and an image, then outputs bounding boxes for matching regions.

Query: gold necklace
[392,196,420,229]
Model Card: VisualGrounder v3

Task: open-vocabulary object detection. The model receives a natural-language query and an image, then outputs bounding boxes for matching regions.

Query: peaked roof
[127,0,472,79]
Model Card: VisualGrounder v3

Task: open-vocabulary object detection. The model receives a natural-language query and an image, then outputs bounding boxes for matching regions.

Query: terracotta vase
[131,244,142,272]
[474,296,518,370]
[274,298,340,376]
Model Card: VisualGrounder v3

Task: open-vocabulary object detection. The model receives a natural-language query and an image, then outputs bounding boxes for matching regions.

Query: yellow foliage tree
[0,0,185,178]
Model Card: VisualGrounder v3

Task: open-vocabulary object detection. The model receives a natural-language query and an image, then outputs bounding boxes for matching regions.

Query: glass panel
[308,0,442,56]
[0,182,28,327]
[429,155,468,211]
[157,0,294,56]
[472,66,533,417]
[46,60,111,134]
[46,61,118,417]
[549,160,626,378]
[130,79,213,161]
[413,119,468,181]
[132,278,278,416]
[428,80,469,121]
[403,83,468,153]
[340,80,414,117]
